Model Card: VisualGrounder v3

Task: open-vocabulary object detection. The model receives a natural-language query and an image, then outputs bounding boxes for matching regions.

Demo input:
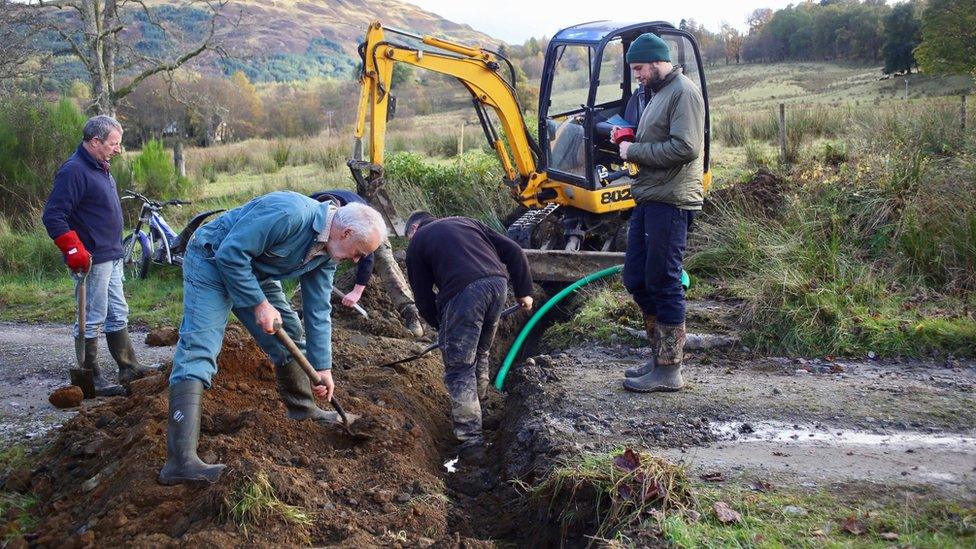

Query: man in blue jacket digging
[158,191,386,485]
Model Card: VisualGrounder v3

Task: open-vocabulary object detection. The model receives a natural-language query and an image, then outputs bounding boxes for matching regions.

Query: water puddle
[712,421,976,449]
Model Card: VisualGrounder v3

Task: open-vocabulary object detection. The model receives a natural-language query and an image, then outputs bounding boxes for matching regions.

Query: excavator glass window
[546,44,593,178]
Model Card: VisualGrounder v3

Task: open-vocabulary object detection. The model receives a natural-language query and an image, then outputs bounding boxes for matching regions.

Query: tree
[720,24,743,65]
[747,8,773,36]
[914,0,976,77]
[882,2,921,74]
[30,0,234,116]
[0,0,47,80]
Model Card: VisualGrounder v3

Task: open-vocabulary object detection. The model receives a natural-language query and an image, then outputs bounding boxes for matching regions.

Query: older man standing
[616,33,705,393]
[159,191,386,485]
[42,115,155,397]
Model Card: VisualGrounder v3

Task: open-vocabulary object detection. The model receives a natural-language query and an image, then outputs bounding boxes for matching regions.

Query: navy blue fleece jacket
[42,144,124,264]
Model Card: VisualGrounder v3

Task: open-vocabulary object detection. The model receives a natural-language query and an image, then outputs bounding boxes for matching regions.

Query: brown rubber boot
[623,322,686,393]
[625,314,657,378]
[106,328,159,384]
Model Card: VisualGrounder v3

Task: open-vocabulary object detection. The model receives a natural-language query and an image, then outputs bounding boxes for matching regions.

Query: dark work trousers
[437,275,507,448]
[622,201,694,325]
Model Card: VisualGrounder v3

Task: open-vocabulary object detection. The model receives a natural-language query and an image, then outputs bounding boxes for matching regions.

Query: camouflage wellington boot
[625,314,657,378]
[623,322,686,393]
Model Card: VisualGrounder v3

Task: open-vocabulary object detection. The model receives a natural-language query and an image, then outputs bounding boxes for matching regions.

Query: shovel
[380,303,524,369]
[272,321,371,440]
[67,263,123,398]
[69,267,96,398]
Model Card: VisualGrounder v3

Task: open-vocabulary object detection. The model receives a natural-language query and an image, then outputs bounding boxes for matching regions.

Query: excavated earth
[2,266,975,546]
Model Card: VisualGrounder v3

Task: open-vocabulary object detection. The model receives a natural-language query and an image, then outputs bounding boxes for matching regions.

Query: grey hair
[333,202,388,245]
[82,115,123,142]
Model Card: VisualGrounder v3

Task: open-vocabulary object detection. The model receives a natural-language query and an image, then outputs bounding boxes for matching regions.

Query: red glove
[54,230,91,273]
[611,127,636,144]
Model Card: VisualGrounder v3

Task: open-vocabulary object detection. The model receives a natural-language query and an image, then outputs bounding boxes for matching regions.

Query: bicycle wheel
[121,233,150,280]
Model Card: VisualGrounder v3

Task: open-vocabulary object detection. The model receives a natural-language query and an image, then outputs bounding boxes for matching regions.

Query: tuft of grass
[518,448,694,545]
[223,471,313,541]
[545,282,642,347]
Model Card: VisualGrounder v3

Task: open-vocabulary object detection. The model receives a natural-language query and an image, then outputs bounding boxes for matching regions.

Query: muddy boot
[159,379,226,485]
[400,304,424,338]
[625,314,657,378]
[106,328,159,384]
[457,440,487,465]
[623,322,686,393]
[83,338,125,397]
[274,360,343,424]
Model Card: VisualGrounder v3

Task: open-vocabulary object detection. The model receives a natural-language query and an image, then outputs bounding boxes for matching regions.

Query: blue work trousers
[74,258,128,338]
[622,201,693,325]
[170,243,306,388]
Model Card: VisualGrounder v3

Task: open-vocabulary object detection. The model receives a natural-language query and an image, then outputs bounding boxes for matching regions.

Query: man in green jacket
[615,32,705,392]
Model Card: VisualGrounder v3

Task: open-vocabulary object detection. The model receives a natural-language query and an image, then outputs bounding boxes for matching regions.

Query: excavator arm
[349,21,552,233]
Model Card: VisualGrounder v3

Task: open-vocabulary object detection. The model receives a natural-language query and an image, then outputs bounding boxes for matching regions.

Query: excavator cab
[524,21,710,252]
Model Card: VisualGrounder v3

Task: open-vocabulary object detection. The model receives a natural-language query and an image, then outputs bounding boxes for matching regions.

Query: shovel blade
[70,368,95,399]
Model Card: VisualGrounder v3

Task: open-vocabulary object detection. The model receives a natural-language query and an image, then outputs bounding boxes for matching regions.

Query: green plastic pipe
[494,265,691,390]
[494,264,622,390]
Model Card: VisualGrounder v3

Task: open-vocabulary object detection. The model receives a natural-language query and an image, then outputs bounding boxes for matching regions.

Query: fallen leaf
[613,448,641,472]
[700,471,726,482]
[772,451,790,457]
[618,484,633,500]
[811,528,826,537]
[749,479,773,492]
[842,513,866,536]
[642,481,661,502]
[713,501,741,524]
[880,532,899,541]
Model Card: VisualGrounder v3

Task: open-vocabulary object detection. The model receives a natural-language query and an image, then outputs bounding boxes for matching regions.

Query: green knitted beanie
[626,33,671,63]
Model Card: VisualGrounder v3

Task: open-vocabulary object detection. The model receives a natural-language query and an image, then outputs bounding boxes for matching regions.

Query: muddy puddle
[712,420,976,448]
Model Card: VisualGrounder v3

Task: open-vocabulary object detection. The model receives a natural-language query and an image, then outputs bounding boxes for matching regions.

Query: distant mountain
[45,0,502,83]
[213,0,501,81]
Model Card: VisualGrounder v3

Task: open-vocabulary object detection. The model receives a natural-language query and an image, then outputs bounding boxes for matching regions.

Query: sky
[408,0,809,44]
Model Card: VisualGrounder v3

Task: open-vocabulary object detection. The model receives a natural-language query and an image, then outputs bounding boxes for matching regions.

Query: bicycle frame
[129,202,180,266]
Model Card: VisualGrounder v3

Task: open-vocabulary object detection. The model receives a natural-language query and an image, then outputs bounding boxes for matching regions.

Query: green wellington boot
[106,328,160,384]
[274,360,350,424]
[158,379,227,485]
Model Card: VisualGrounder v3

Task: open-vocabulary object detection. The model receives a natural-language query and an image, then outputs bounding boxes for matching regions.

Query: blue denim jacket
[194,191,336,370]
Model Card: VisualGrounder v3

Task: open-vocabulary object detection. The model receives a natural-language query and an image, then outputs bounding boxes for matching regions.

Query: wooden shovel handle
[272,321,324,386]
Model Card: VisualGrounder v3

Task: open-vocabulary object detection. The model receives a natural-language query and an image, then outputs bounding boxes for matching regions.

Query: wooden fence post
[778,103,787,164]
[962,95,968,133]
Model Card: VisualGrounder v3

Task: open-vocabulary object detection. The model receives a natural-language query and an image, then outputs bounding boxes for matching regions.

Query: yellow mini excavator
[348,20,710,282]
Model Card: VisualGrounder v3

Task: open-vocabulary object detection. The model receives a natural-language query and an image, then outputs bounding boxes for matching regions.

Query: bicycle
[120,189,224,280]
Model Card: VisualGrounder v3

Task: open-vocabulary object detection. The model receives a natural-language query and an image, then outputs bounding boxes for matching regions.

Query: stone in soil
[48,386,83,409]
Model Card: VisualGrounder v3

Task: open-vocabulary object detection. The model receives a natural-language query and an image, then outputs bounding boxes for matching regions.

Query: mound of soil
[14,270,551,547]
[705,167,789,219]
[18,310,472,547]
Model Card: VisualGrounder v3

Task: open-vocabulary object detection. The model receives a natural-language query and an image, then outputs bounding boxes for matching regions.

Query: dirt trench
[3,274,562,547]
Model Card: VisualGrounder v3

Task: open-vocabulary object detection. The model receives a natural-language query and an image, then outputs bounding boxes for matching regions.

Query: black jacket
[406,217,532,329]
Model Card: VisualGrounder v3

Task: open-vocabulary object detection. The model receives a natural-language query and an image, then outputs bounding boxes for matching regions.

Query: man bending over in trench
[159,191,386,485]
[404,211,533,463]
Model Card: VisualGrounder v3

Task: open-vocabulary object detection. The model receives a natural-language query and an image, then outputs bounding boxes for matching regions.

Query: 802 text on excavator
[348,20,711,282]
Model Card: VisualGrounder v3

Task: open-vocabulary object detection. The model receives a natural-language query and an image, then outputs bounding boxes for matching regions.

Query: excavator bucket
[523,250,625,283]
